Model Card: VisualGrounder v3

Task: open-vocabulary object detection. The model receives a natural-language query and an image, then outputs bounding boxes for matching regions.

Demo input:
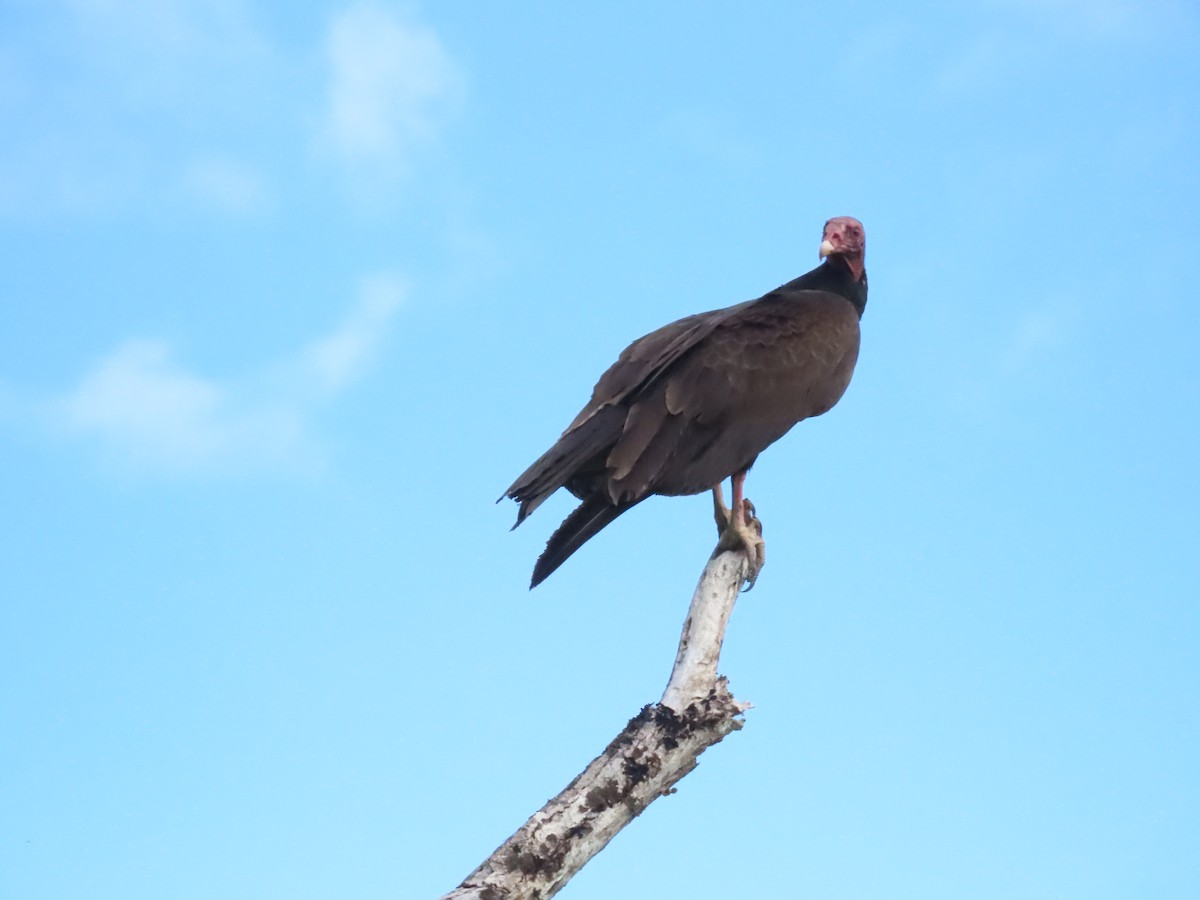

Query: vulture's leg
[714,470,766,588]
[712,482,732,535]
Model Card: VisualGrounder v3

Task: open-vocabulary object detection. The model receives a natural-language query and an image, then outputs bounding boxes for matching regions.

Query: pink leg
[713,469,765,588]
[731,470,748,526]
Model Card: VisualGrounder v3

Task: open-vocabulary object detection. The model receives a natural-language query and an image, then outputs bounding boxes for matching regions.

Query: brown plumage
[504,216,868,588]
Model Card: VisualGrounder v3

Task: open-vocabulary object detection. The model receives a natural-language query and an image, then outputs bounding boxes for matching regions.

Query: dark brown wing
[503,302,746,523]
[564,301,752,431]
[602,290,861,502]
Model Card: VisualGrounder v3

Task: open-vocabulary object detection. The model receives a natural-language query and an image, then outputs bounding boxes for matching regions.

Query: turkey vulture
[503,216,867,588]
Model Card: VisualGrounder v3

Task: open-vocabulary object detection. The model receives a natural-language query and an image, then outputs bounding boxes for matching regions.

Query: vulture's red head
[819,216,866,281]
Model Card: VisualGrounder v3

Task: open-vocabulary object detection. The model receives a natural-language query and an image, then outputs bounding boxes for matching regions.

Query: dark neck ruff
[776,257,868,318]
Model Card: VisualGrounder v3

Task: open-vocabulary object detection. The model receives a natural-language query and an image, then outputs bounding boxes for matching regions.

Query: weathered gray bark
[442,548,751,900]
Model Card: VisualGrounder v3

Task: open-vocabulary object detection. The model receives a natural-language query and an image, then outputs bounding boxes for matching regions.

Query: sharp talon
[745,501,763,539]
[741,537,765,591]
[714,495,766,589]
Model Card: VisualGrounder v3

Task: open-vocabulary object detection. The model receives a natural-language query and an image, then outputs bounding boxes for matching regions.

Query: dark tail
[530,495,638,588]
[502,406,625,527]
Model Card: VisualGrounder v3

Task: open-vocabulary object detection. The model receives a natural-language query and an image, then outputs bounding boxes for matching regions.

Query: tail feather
[503,406,625,526]
[530,495,637,588]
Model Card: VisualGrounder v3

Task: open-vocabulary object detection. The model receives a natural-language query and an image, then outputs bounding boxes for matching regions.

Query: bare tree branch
[443,548,751,899]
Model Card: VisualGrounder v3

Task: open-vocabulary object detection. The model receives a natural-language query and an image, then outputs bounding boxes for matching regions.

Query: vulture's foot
[713,495,766,590]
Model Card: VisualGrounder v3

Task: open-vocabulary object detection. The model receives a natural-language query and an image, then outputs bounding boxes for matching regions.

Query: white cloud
[321,4,464,174]
[993,0,1196,41]
[64,0,257,40]
[0,0,275,218]
[304,273,406,394]
[62,339,304,472]
[2,3,466,216]
[182,155,271,215]
[57,274,404,475]
[1004,309,1062,371]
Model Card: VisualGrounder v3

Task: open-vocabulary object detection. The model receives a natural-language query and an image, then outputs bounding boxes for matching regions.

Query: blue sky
[1,1,1198,897]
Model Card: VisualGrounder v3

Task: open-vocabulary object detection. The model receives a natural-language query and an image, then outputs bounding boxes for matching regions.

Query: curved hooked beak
[818,239,835,260]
